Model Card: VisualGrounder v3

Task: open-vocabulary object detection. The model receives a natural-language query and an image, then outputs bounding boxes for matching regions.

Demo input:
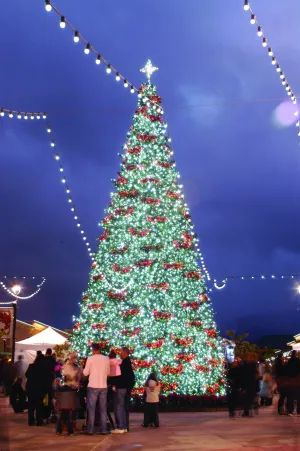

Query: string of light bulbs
[46,122,95,261]
[0,110,94,261]
[214,272,300,290]
[0,277,46,300]
[43,1,163,115]
[243,0,300,139]
[0,108,47,120]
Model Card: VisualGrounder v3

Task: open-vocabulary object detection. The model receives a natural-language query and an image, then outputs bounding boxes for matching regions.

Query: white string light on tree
[243,0,300,139]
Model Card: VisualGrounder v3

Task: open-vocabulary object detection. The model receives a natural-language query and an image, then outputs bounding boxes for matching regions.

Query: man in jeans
[111,347,135,434]
[83,343,110,435]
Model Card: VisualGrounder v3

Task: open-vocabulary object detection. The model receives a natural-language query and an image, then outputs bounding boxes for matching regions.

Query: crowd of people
[227,351,300,418]
[0,342,160,436]
[3,346,300,436]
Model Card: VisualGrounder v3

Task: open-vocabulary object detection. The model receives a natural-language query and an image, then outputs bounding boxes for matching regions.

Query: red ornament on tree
[144,338,165,349]
[88,303,104,311]
[180,301,200,310]
[107,291,127,301]
[129,227,150,237]
[163,262,184,270]
[92,323,107,331]
[92,275,105,282]
[153,311,173,321]
[115,206,134,216]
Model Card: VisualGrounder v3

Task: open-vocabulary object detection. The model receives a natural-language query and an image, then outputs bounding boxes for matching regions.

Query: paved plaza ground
[1,395,300,451]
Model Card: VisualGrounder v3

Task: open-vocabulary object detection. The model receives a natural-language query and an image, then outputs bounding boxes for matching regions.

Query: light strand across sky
[44,1,164,114]
[0,276,46,300]
[243,0,300,139]
[214,273,300,290]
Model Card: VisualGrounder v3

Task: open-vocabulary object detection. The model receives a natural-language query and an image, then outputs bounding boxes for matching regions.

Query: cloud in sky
[177,86,224,126]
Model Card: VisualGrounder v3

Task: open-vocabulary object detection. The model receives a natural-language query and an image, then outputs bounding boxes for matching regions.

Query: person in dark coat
[286,351,300,416]
[241,354,257,417]
[111,347,135,434]
[274,353,288,414]
[42,348,55,419]
[10,377,27,413]
[227,360,242,418]
[25,353,46,426]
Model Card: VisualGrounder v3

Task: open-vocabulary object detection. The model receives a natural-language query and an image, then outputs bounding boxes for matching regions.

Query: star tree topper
[140,59,159,82]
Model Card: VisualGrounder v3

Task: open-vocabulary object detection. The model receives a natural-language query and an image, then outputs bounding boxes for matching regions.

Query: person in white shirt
[142,373,160,428]
[83,343,110,435]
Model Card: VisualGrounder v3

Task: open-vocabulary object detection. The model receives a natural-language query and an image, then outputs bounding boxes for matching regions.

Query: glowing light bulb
[257,26,263,37]
[280,72,284,79]
[124,80,128,88]
[271,57,276,65]
[130,86,135,93]
[268,47,273,56]
[84,43,90,54]
[36,114,40,119]
[0,109,5,117]
[244,0,250,10]
[51,141,55,147]
[43,113,47,119]
[96,54,101,65]
[116,73,120,81]
[47,128,51,133]
[9,111,13,118]
[30,114,35,120]
[59,166,64,172]
[250,14,255,24]
[55,153,60,160]
[24,114,28,120]
[262,37,267,47]
[62,178,66,184]
[74,31,79,43]
[60,16,66,28]
[276,64,280,72]
[106,65,111,74]
[45,0,52,12]
[17,112,21,119]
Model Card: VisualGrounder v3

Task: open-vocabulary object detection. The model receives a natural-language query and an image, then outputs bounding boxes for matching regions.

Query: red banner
[0,307,13,339]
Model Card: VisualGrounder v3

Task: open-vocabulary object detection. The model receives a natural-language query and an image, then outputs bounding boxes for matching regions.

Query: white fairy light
[96,55,101,65]
[84,43,90,54]
[74,31,79,43]
[45,0,52,12]
[60,16,66,28]
[244,0,250,10]
[106,65,112,74]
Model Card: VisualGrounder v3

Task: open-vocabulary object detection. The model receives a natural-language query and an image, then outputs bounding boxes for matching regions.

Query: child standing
[259,373,273,406]
[109,350,121,377]
[142,373,160,428]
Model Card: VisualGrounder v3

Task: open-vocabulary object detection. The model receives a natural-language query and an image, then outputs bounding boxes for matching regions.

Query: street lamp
[11,283,22,362]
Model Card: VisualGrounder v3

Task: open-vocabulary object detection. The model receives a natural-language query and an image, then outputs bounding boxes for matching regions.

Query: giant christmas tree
[72,61,225,396]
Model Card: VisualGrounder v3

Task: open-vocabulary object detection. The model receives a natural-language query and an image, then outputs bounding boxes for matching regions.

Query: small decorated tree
[72,61,225,396]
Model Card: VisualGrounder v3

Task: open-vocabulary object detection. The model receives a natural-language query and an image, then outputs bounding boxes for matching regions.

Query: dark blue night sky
[1,1,300,340]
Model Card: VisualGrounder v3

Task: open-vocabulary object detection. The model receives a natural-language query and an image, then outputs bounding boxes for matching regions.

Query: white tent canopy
[15,326,67,365]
